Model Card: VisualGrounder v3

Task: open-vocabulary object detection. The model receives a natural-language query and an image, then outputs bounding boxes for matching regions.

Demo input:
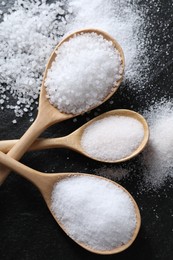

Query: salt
[0,0,72,119]
[81,115,144,162]
[12,119,17,124]
[51,175,137,251]
[45,32,123,114]
[94,166,129,182]
[0,0,171,120]
[141,100,173,189]
[66,0,148,86]
[0,0,167,120]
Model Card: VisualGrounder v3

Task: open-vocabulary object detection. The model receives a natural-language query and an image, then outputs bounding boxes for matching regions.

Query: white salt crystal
[12,119,17,124]
[51,175,137,251]
[45,33,123,114]
[81,115,144,162]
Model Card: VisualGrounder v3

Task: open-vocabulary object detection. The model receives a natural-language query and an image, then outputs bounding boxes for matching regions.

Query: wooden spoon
[0,150,141,255]
[0,109,149,163]
[0,28,125,185]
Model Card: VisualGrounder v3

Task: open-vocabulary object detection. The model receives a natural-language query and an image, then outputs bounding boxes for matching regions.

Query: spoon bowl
[67,109,149,163]
[0,150,141,255]
[0,28,124,185]
[0,109,149,163]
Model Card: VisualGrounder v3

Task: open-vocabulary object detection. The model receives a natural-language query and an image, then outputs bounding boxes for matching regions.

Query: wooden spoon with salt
[0,28,125,185]
[0,109,149,163]
[0,150,141,255]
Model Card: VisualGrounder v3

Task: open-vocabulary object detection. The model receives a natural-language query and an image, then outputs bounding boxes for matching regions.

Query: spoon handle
[0,137,67,153]
[0,149,48,190]
[0,111,59,185]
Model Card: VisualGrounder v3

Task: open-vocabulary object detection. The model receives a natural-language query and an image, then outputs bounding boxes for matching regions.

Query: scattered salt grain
[141,100,173,189]
[94,166,129,182]
[0,99,4,104]
[45,33,123,114]
[72,118,77,123]
[0,0,71,119]
[12,119,17,124]
[51,175,137,251]
[81,115,144,162]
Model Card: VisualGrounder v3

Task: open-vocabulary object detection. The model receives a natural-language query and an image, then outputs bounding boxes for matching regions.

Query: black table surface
[0,1,173,260]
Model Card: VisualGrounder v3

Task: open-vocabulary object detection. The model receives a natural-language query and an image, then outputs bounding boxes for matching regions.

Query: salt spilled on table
[1,0,171,121]
[51,175,137,251]
[45,32,123,115]
[0,0,72,119]
[80,115,144,162]
[141,100,173,190]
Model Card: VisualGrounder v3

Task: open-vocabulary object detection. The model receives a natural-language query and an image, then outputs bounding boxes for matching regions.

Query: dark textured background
[0,1,173,259]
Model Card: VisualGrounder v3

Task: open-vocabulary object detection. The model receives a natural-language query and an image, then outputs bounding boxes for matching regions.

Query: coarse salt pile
[81,115,144,162]
[66,0,147,86]
[141,100,173,189]
[0,0,71,118]
[45,32,123,114]
[51,175,137,251]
